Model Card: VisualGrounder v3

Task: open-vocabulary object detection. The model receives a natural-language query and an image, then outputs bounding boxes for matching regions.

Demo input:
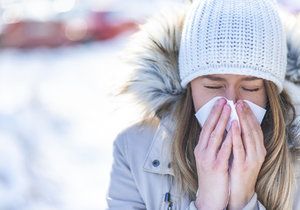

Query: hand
[228,101,267,210]
[194,98,232,210]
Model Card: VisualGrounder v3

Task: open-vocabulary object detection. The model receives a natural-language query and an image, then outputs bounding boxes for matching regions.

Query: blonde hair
[171,81,297,209]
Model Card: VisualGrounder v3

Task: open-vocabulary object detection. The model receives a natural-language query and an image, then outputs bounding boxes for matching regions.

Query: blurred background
[0,0,299,210]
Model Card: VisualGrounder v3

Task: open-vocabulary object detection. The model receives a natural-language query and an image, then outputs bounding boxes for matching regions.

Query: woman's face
[191,74,267,111]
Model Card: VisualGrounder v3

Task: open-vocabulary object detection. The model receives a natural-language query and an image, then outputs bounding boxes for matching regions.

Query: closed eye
[242,87,259,92]
[204,86,223,89]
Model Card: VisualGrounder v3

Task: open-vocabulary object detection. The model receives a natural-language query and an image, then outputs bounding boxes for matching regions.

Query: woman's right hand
[194,98,232,210]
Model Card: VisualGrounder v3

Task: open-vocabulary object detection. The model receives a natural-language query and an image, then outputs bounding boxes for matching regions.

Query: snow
[0,36,143,210]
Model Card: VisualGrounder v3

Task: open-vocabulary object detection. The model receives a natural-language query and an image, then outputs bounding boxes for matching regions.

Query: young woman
[107,0,300,209]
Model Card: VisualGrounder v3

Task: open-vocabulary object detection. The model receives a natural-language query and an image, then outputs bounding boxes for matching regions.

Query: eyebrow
[203,75,261,81]
[241,76,262,81]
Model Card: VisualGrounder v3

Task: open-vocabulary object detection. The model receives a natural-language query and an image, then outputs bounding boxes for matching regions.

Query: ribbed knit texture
[179,0,287,92]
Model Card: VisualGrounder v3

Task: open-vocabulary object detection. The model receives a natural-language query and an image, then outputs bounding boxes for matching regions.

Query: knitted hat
[179,0,287,92]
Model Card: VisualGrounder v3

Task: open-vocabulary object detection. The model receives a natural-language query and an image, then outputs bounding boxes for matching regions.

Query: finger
[216,129,232,169]
[198,98,227,149]
[243,102,266,157]
[232,120,245,163]
[207,104,231,155]
[236,101,257,158]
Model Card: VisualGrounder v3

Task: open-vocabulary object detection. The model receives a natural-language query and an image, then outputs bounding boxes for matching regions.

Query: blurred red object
[0,21,69,48]
[0,11,138,49]
[88,12,138,41]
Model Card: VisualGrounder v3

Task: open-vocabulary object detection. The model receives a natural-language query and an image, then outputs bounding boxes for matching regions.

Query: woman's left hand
[228,101,267,210]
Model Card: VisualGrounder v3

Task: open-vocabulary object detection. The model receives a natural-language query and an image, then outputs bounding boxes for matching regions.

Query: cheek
[191,89,217,111]
[259,90,268,108]
[241,90,267,108]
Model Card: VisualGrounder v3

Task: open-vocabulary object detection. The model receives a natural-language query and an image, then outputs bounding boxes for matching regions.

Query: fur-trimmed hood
[121,2,300,146]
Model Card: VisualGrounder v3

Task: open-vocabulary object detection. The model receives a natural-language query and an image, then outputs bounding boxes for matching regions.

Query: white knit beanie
[179,0,287,92]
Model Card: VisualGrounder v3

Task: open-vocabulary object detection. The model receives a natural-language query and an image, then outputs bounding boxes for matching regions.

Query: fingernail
[218,98,226,106]
[237,101,244,111]
[223,104,231,112]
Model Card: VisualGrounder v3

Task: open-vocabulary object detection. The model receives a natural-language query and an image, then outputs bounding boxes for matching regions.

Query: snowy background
[0,39,139,210]
[0,0,299,210]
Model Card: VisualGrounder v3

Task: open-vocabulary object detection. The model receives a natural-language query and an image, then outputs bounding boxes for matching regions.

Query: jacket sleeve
[186,193,266,210]
[106,132,146,210]
[293,177,300,209]
[240,193,266,210]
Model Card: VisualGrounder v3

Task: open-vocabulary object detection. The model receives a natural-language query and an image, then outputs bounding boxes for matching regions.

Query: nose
[224,86,238,103]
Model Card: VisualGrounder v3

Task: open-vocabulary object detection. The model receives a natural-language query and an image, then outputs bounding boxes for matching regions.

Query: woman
[107,0,300,209]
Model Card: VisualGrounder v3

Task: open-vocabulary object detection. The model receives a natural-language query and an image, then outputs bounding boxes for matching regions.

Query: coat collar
[143,116,175,176]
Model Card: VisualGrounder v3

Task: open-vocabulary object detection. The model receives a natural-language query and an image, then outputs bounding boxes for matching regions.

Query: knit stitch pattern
[179,0,287,92]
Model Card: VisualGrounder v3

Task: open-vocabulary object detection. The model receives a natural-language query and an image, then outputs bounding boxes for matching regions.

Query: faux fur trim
[283,11,300,84]
[121,6,186,118]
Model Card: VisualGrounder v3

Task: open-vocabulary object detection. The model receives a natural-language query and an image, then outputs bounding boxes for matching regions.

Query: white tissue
[195,96,266,131]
